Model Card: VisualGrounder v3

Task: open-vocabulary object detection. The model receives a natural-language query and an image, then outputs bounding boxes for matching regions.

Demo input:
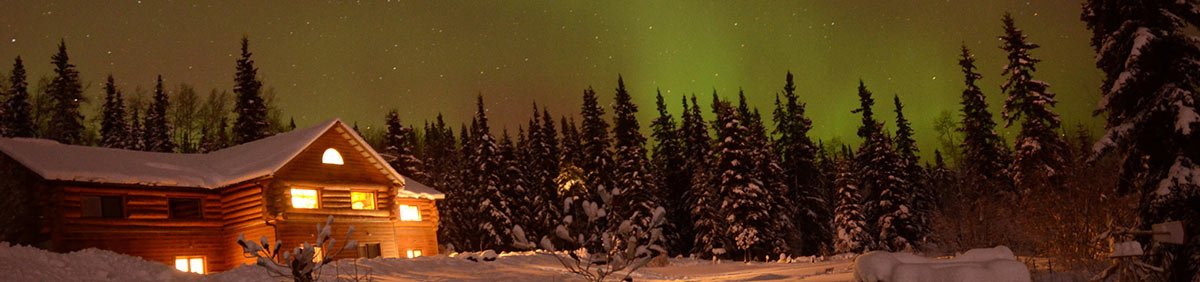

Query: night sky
[1,1,1102,160]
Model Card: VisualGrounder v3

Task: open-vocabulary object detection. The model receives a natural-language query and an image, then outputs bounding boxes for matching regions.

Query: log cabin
[0,119,443,274]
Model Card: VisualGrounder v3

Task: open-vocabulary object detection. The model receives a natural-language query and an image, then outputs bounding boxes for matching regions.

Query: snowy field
[0,242,857,281]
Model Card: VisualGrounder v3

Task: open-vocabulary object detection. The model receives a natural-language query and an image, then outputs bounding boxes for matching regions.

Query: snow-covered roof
[400,176,444,200]
[0,119,443,199]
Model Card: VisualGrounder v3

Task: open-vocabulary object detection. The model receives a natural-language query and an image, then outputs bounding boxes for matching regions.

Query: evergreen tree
[232,37,270,144]
[853,82,913,251]
[742,93,794,257]
[521,105,561,242]
[46,40,85,145]
[384,110,425,180]
[143,75,175,153]
[650,90,691,255]
[100,75,130,148]
[128,107,145,151]
[772,71,829,256]
[1083,2,1200,280]
[288,117,296,131]
[832,158,870,253]
[711,96,772,260]
[578,87,614,204]
[957,45,1012,189]
[999,13,1070,190]
[497,129,534,248]
[559,116,583,168]
[465,95,512,251]
[2,56,34,137]
[892,95,930,247]
[681,94,715,256]
[609,76,659,239]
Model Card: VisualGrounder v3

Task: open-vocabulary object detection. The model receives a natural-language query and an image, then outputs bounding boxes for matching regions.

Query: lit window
[399,205,421,221]
[291,188,319,209]
[322,148,344,165]
[351,192,376,210]
[407,249,423,258]
[312,247,323,263]
[174,256,205,274]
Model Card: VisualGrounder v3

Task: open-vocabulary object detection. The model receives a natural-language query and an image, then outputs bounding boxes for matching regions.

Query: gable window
[359,243,381,258]
[351,192,376,210]
[322,148,344,165]
[406,249,423,258]
[291,188,320,209]
[168,198,203,219]
[174,256,205,274]
[399,205,421,221]
[81,195,124,218]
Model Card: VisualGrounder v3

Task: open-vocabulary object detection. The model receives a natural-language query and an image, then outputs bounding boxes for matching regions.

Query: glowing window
[322,148,344,165]
[312,247,323,262]
[407,249,423,258]
[351,192,376,210]
[291,188,319,209]
[174,256,205,274]
[399,205,421,221]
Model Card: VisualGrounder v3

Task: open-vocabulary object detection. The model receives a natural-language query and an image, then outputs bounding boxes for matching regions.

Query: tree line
[0,37,284,152]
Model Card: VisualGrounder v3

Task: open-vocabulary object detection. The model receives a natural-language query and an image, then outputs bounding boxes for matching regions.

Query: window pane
[291,189,319,209]
[175,258,188,272]
[82,196,102,218]
[100,196,124,218]
[351,192,375,210]
[322,148,344,165]
[169,198,202,219]
[189,258,204,274]
[399,205,420,221]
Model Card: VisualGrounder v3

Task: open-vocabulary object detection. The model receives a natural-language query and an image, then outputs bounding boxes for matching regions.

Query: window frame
[81,194,125,219]
[167,198,204,219]
[322,148,344,165]
[350,191,377,210]
[174,255,206,274]
[359,243,382,259]
[406,249,423,258]
[290,188,321,209]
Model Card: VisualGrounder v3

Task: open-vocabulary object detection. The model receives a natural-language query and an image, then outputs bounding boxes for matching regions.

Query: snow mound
[853,246,1030,282]
[0,242,204,282]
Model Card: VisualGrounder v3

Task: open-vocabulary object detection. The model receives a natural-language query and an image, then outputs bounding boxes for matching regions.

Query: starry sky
[0,0,1103,160]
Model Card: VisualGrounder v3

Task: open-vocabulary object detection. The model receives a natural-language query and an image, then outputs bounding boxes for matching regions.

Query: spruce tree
[232,37,270,144]
[384,110,425,180]
[957,45,1011,189]
[853,82,913,251]
[892,95,930,247]
[609,76,659,238]
[559,116,583,168]
[711,96,771,260]
[46,40,85,145]
[681,94,716,256]
[832,158,870,253]
[497,129,533,248]
[772,71,829,256]
[100,75,130,148]
[578,87,614,204]
[521,105,561,242]
[2,56,34,138]
[128,107,145,151]
[742,94,794,257]
[466,95,512,251]
[1083,1,1200,279]
[143,75,175,153]
[999,13,1070,190]
[650,90,690,255]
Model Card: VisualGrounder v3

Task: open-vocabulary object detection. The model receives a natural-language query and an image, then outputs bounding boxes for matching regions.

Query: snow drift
[853,246,1030,282]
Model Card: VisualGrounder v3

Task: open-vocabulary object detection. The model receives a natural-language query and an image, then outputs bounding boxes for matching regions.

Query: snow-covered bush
[512,186,667,282]
[237,215,358,282]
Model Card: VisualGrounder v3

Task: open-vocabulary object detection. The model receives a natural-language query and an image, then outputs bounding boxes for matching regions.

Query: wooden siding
[273,127,397,186]
[394,198,440,256]
[222,223,274,271]
[275,217,400,259]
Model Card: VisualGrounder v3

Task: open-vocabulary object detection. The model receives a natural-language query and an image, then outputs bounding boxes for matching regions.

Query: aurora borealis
[0,1,1102,160]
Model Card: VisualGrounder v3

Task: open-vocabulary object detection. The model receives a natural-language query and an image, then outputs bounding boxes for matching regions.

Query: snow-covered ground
[0,242,856,281]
